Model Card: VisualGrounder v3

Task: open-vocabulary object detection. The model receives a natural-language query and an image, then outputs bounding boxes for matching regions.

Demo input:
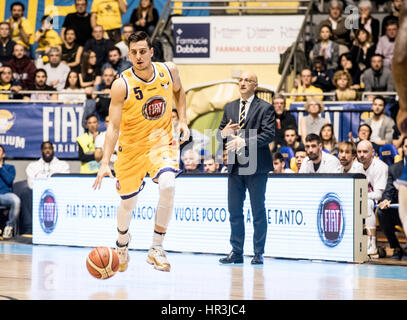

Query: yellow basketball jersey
[119,62,174,152]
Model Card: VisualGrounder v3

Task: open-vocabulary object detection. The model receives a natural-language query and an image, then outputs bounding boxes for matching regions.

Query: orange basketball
[86,247,119,279]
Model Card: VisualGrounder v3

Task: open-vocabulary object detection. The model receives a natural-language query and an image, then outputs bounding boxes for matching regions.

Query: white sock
[117,196,138,245]
[152,230,165,248]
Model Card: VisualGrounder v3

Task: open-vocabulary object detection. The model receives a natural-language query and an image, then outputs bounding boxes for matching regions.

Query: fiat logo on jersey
[142,96,167,120]
[39,189,58,234]
[317,193,345,247]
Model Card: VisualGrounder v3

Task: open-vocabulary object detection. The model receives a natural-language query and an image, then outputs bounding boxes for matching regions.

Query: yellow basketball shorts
[114,142,182,199]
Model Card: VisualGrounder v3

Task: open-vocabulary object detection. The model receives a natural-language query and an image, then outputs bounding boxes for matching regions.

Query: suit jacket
[218,96,275,174]
[382,160,404,203]
[364,116,395,145]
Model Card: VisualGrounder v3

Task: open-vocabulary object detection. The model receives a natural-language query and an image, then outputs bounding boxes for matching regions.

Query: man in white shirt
[299,134,342,173]
[338,141,364,173]
[357,140,388,256]
[20,141,70,234]
[42,47,70,91]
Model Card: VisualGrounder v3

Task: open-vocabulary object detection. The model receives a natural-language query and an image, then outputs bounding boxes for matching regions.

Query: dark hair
[34,68,47,78]
[305,133,322,144]
[294,146,306,154]
[358,123,372,139]
[11,2,25,12]
[373,95,385,105]
[272,152,284,162]
[64,27,77,38]
[128,31,152,48]
[284,124,298,135]
[86,113,98,122]
[41,15,53,25]
[108,46,121,56]
[371,53,385,60]
[64,71,81,89]
[338,141,357,156]
[81,50,96,78]
[41,141,53,150]
[319,123,336,145]
[401,136,407,157]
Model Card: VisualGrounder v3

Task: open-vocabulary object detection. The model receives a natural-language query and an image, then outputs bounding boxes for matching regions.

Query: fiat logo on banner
[317,193,345,247]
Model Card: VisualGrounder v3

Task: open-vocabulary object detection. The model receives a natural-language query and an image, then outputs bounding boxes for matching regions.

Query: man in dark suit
[377,136,407,259]
[217,71,275,265]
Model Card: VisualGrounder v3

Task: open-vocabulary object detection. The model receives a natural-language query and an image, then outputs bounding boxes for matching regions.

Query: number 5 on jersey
[134,87,143,100]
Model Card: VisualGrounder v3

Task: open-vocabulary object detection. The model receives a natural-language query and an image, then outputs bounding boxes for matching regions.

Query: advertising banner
[33,175,367,262]
[0,103,84,159]
[172,16,304,64]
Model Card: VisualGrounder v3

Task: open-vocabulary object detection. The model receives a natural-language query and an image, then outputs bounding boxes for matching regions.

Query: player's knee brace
[155,171,175,228]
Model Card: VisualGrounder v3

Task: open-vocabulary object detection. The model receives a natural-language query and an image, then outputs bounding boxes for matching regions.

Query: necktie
[239,100,247,129]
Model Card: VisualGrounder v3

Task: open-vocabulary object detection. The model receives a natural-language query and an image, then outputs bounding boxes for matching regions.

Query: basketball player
[393,0,407,237]
[93,31,190,272]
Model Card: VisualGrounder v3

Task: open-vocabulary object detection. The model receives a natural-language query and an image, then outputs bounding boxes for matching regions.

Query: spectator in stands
[0,65,21,100]
[83,25,114,69]
[361,54,394,100]
[130,0,159,37]
[95,67,115,122]
[61,0,93,47]
[349,27,376,72]
[43,47,70,91]
[269,93,297,152]
[77,113,101,174]
[298,98,329,144]
[91,0,127,43]
[331,70,357,101]
[219,149,228,173]
[293,146,307,172]
[282,125,304,151]
[7,43,36,90]
[21,141,70,235]
[0,145,20,239]
[181,149,201,173]
[349,122,379,153]
[358,1,380,45]
[94,116,117,173]
[376,20,398,69]
[116,23,134,61]
[320,123,338,154]
[299,133,342,173]
[311,56,335,92]
[24,68,58,101]
[79,50,102,92]
[317,0,351,48]
[6,2,32,50]
[101,46,132,74]
[310,25,339,70]
[271,152,294,173]
[363,95,395,148]
[0,22,16,66]
[34,15,62,62]
[357,140,388,256]
[61,27,83,73]
[59,71,86,104]
[336,52,362,90]
[286,68,323,108]
[377,135,407,259]
[381,0,402,35]
[338,141,364,173]
[203,155,218,173]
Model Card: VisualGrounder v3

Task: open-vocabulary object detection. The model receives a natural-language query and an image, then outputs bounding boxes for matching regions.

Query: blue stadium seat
[379,144,399,166]
[279,146,294,169]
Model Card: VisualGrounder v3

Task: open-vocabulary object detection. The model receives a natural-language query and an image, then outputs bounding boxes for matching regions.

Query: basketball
[86,247,119,279]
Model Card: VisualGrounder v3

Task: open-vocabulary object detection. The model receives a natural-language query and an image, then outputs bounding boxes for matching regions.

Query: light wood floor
[1,242,407,300]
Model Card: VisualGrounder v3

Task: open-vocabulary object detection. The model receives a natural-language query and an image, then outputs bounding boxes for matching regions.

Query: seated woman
[320,123,338,155]
[129,0,159,36]
[0,65,22,100]
[59,70,86,104]
[61,27,83,73]
[331,70,358,101]
[299,98,329,144]
[310,24,339,71]
[79,50,101,90]
[349,27,376,72]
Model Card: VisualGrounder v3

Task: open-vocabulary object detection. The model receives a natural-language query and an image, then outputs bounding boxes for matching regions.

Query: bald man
[218,71,275,265]
[357,140,388,256]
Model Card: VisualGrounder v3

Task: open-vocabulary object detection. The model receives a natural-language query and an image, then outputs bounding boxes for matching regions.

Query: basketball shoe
[115,233,131,272]
[147,246,171,272]
[367,235,378,258]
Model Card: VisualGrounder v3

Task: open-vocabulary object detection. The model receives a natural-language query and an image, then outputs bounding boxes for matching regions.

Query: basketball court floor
[1,241,407,300]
